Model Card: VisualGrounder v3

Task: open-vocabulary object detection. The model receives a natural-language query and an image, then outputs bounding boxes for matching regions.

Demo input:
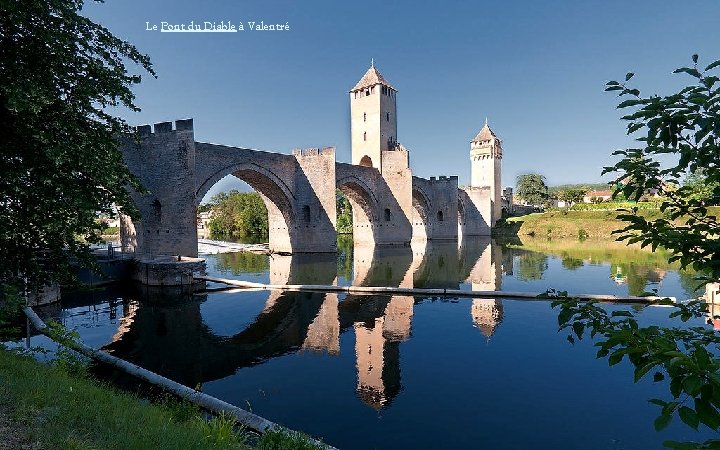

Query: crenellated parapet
[135,118,194,136]
[120,118,198,258]
[292,147,335,157]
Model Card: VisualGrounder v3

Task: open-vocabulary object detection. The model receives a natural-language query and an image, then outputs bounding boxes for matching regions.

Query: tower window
[384,208,391,221]
[386,112,390,122]
[363,112,366,122]
[437,211,444,222]
[303,205,311,222]
[363,132,367,141]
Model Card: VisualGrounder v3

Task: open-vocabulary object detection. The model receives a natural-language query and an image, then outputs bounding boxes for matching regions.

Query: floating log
[196,275,676,304]
[22,307,337,450]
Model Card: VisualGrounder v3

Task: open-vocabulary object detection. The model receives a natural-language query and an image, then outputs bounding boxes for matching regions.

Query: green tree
[0,1,154,292]
[207,191,268,241]
[516,173,549,207]
[684,168,720,205]
[555,55,720,449]
[336,189,353,234]
[559,188,587,207]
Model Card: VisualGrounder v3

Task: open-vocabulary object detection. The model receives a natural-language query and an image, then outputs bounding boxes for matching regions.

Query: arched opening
[457,194,466,242]
[437,210,444,222]
[359,155,373,168]
[384,208,391,221]
[337,177,378,247]
[411,189,431,242]
[196,164,296,253]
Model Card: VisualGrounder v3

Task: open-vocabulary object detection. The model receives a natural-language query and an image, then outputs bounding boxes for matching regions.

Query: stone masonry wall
[459,187,492,237]
[120,119,198,258]
[292,148,337,253]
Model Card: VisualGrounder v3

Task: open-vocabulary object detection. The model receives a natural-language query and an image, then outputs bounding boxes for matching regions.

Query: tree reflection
[214,251,269,274]
[336,235,354,281]
[609,263,666,297]
[561,254,584,271]
[516,251,548,281]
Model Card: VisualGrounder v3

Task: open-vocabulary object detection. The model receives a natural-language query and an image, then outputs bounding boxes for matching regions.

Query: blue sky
[85,0,720,199]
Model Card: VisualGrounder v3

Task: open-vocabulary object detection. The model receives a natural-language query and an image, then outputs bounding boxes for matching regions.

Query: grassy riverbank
[493,209,662,240]
[494,207,720,240]
[0,348,322,450]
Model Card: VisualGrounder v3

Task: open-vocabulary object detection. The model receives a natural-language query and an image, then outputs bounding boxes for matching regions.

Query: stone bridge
[119,119,492,257]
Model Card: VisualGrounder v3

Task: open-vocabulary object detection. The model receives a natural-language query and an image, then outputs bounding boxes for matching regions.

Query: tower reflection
[102,237,506,410]
[471,299,504,338]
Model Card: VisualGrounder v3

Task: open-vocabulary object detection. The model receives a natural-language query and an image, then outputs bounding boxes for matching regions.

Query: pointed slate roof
[472,121,498,143]
[351,65,396,92]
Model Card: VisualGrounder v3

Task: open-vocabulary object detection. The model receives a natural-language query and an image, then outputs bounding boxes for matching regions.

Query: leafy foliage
[553,298,720,449]
[552,54,720,449]
[684,169,720,205]
[603,55,720,282]
[558,188,587,207]
[548,183,609,195]
[0,1,154,290]
[336,189,353,234]
[207,191,269,241]
[0,284,23,342]
[569,201,660,211]
[516,173,549,206]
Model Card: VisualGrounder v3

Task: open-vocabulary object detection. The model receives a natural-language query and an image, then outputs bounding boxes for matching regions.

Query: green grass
[499,207,720,240]
[0,348,324,450]
[497,209,666,239]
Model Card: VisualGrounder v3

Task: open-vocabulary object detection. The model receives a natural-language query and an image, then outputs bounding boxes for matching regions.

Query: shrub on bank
[569,201,659,211]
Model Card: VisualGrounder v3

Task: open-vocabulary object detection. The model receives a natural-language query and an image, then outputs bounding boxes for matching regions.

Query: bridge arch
[337,175,379,246]
[457,192,467,241]
[411,187,432,242]
[196,162,297,253]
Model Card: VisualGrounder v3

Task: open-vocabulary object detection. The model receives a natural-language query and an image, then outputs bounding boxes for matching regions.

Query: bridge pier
[120,119,198,258]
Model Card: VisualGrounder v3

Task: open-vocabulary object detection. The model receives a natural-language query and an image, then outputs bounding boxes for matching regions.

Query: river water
[23,237,716,449]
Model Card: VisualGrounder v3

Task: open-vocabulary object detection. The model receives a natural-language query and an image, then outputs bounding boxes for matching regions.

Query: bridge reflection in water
[102,237,507,410]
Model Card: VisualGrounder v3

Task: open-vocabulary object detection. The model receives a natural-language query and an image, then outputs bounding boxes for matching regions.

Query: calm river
[23,237,716,449]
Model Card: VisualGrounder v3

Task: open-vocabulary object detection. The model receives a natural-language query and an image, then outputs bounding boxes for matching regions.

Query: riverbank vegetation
[336,190,353,234]
[0,1,155,295]
[206,191,269,242]
[495,207,720,241]
[504,237,702,297]
[553,55,720,449]
[0,348,322,449]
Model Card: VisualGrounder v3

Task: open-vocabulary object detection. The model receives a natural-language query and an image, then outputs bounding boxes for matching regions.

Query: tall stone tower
[470,120,503,221]
[350,62,397,170]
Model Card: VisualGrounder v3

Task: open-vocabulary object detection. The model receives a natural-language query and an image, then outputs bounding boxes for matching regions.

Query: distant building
[197,210,213,239]
[583,190,613,203]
